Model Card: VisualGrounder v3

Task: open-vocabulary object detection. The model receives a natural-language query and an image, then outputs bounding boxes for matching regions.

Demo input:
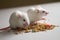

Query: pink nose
[45,12,48,15]
[23,22,28,26]
[46,12,48,14]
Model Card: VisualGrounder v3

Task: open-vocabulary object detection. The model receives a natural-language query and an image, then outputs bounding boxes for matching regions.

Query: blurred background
[0,0,60,9]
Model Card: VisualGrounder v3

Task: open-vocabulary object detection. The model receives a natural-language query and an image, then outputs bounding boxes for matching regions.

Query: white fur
[9,6,48,29]
[27,7,48,22]
[9,11,30,29]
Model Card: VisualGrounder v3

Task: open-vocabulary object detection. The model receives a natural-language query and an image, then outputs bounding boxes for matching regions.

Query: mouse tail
[0,26,11,32]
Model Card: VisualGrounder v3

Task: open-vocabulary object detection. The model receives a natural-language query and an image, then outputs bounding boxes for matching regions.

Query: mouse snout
[23,22,29,27]
[45,12,48,15]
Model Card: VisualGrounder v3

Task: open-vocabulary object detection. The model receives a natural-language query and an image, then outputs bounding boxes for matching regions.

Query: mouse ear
[16,13,21,18]
[35,9,40,14]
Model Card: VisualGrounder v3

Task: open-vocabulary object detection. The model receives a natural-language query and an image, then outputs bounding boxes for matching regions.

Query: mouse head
[27,7,48,17]
[34,8,48,16]
[9,11,30,28]
[16,11,30,28]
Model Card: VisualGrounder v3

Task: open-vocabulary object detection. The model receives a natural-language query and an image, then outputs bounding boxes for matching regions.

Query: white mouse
[9,10,30,29]
[27,7,48,23]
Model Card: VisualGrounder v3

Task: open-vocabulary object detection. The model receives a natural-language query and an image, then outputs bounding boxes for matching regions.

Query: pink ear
[36,9,40,13]
[17,14,21,18]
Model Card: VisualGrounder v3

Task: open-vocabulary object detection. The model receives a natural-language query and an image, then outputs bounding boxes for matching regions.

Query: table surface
[0,2,60,40]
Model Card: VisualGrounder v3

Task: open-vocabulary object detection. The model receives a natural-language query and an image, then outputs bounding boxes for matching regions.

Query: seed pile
[14,23,57,34]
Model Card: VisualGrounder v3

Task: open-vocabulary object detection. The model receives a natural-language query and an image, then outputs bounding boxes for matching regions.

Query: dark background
[0,0,60,9]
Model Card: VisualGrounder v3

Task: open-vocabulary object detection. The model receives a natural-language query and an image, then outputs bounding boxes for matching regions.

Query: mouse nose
[23,22,28,27]
[46,12,48,14]
[45,12,48,15]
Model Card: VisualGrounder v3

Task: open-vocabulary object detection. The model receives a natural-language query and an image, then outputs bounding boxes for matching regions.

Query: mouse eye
[23,19,26,21]
[42,11,45,13]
